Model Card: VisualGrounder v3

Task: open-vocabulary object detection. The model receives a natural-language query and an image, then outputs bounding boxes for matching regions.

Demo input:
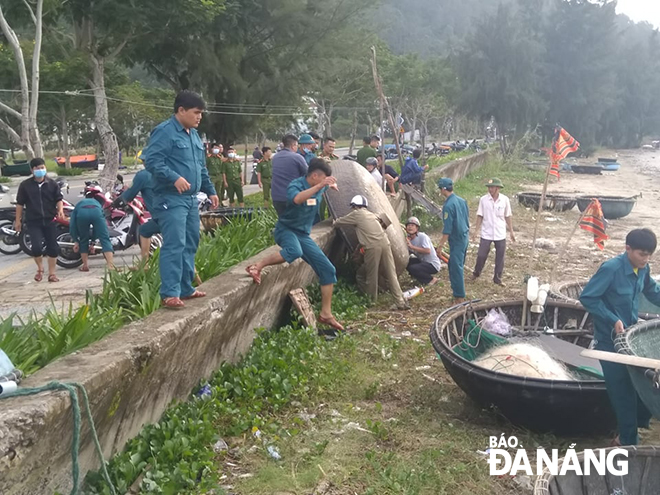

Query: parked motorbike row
[0,179,162,269]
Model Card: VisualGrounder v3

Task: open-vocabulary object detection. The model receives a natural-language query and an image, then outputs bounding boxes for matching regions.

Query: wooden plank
[537,334,603,375]
[400,183,444,218]
[581,349,660,370]
[289,288,316,329]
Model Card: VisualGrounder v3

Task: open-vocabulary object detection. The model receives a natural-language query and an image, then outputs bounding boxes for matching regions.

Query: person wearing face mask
[297,134,317,165]
[223,146,244,207]
[14,158,65,283]
[206,143,225,206]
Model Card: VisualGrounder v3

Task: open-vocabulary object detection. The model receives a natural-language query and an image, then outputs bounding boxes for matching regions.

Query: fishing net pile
[473,342,574,380]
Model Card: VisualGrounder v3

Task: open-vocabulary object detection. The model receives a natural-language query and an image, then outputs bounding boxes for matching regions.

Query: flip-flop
[79,266,90,272]
[182,290,206,300]
[34,270,43,282]
[162,297,185,309]
[318,315,345,332]
[245,264,261,285]
[47,274,59,283]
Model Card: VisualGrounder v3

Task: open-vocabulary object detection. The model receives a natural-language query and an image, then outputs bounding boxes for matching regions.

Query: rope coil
[0,381,117,495]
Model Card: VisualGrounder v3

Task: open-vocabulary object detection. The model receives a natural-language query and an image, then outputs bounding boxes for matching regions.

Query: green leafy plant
[1,213,277,375]
[84,324,349,494]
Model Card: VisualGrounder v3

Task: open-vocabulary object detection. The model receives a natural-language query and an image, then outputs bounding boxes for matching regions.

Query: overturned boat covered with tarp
[430,299,615,435]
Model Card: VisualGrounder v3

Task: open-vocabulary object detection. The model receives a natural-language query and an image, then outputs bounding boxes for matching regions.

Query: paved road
[0,149,356,318]
[0,167,267,319]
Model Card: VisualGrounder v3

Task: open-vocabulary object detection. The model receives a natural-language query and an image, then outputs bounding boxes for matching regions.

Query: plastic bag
[481,308,512,336]
[0,349,14,376]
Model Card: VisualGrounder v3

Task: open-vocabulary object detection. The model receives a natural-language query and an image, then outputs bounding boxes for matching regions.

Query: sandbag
[325,160,408,274]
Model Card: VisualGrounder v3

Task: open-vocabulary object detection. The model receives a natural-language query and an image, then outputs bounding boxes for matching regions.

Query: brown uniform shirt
[334,208,387,248]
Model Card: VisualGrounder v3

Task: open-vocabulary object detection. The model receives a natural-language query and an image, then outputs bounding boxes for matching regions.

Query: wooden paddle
[581,349,660,370]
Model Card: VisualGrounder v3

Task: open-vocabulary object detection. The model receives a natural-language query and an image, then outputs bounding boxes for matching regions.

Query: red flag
[579,199,608,250]
[553,127,580,161]
[542,127,580,180]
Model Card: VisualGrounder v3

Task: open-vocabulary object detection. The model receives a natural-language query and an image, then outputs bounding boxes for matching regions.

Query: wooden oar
[581,349,660,370]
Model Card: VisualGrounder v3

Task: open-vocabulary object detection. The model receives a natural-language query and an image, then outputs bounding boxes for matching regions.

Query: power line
[0,88,375,115]
[0,89,320,116]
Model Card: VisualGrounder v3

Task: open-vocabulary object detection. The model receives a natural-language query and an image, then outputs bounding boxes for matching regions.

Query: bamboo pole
[549,206,590,284]
[370,46,404,186]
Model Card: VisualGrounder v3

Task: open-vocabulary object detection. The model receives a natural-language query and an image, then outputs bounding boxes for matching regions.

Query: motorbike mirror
[0,184,9,193]
[104,192,111,200]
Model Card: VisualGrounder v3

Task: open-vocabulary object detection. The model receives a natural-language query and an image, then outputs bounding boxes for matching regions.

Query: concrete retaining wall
[0,224,339,495]
[426,149,492,184]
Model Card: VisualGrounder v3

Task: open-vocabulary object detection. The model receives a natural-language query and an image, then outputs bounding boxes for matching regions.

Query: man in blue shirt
[116,169,161,263]
[142,91,219,309]
[435,177,470,303]
[271,134,308,215]
[399,149,428,186]
[580,228,660,445]
[246,159,344,332]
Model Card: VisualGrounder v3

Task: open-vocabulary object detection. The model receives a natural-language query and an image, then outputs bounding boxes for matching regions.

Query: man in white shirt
[365,157,384,189]
[471,178,515,286]
[405,216,442,285]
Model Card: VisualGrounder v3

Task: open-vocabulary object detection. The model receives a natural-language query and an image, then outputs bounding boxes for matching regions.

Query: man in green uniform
[223,146,244,207]
[257,146,273,208]
[356,135,379,166]
[318,137,339,162]
[206,143,224,205]
[435,177,470,304]
[333,195,408,309]
[580,228,660,446]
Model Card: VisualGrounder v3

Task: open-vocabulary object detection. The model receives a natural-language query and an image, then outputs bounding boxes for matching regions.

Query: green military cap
[298,133,315,144]
[486,177,504,188]
[437,177,453,189]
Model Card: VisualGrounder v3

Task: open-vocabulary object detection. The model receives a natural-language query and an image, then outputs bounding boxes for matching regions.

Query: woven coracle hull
[534,446,660,494]
[325,160,408,274]
[430,299,616,435]
[551,278,660,320]
[517,192,577,212]
[615,320,660,419]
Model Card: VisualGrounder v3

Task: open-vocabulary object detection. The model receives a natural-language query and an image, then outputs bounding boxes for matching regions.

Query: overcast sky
[616,0,660,28]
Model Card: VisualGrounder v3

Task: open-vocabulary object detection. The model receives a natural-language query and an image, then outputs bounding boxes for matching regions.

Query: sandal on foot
[182,290,206,300]
[162,297,185,309]
[245,264,262,285]
[47,274,59,283]
[318,315,345,332]
[34,270,44,282]
[79,266,90,272]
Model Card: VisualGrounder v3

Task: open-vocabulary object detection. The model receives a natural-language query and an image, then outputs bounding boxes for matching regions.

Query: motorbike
[56,196,162,269]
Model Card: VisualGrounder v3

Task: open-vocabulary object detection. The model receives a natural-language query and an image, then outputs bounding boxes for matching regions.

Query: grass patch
[0,212,277,374]
[0,176,10,183]
[56,166,86,176]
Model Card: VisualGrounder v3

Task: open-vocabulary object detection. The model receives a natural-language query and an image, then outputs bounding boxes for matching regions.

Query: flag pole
[529,156,553,265]
[549,206,590,284]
